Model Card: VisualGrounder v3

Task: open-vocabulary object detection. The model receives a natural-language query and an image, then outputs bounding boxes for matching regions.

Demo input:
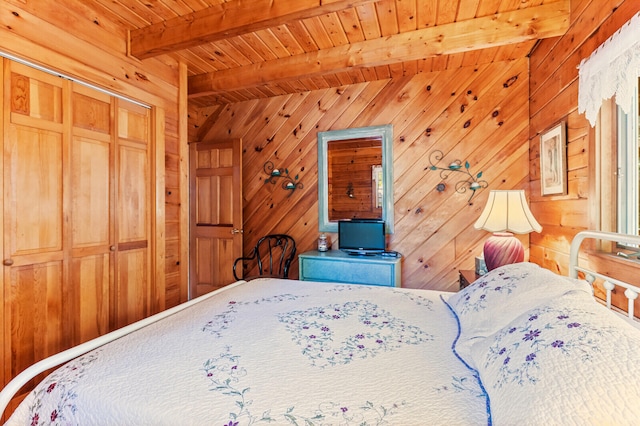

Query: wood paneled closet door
[1,60,153,388]
[111,97,152,329]
[2,61,67,387]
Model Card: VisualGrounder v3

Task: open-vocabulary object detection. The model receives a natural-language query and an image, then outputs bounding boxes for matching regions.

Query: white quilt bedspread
[8,279,488,425]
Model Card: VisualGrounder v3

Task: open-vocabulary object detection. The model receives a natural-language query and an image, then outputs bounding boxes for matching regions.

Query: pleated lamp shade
[473,190,542,271]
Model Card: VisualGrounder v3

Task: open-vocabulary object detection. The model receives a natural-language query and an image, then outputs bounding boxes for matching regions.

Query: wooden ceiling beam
[129,0,378,59]
[188,0,570,98]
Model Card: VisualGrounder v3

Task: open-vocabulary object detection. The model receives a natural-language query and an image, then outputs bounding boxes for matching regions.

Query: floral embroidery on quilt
[434,374,486,398]
[241,294,304,305]
[391,290,435,309]
[278,301,433,368]
[201,302,238,338]
[481,305,613,388]
[203,347,275,424]
[202,294,303,338]
[203,348,407,425]
[322,286,434,310]
[283,400,408,425]
[27,351,100,426]
[455,269,531,315]
[324,284,373,293]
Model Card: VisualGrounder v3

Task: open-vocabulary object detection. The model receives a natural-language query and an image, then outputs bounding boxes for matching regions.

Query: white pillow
[446,262,592,362]
[469,292,640,425]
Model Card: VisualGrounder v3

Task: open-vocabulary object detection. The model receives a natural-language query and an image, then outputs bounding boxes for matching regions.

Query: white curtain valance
[578,11,640,126]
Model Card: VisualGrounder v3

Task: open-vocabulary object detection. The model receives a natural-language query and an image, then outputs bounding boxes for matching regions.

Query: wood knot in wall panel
[503,75,518,88]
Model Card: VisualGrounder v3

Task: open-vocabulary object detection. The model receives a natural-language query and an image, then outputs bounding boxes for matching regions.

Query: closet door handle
[109,245,116,251]
[3,259,14,266]
[231,229,243,235]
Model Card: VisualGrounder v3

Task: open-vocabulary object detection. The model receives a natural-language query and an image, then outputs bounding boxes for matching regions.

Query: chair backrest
[233,234,296,281]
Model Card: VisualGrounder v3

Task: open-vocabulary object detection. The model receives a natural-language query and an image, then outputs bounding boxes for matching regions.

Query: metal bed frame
[569,230,640,321]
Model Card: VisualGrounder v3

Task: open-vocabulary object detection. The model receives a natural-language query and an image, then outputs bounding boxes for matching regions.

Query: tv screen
[338,219,385,255]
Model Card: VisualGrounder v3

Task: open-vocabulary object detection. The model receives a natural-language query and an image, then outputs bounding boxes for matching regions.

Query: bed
[2,230,640,425]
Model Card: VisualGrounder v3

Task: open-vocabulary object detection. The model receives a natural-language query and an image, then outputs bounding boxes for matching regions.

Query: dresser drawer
[298,250,401,287]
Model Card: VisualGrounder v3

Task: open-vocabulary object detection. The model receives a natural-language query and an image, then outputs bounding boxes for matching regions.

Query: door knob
[3,259,14,266]
[109,245,116,251]
[231,229,243,235]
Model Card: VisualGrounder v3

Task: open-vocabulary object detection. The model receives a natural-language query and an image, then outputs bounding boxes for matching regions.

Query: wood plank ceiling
[84,0,570,108]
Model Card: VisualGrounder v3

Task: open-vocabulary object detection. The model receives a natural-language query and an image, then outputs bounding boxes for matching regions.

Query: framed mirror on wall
[317,124,394,233]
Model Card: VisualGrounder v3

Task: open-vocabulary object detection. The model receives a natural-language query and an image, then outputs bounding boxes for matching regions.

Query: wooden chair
[233,234,296,281]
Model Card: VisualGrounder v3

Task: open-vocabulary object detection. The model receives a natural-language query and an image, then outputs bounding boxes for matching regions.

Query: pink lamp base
[483,232,524,271]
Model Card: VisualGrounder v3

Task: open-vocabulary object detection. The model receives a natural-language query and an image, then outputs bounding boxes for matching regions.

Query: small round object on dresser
[317,233,329,252]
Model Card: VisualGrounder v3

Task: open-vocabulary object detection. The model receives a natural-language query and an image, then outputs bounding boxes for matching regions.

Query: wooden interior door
[189,139,242,298]
[2,61,68,384]
[113,99,152,329]
[70,84,112,343]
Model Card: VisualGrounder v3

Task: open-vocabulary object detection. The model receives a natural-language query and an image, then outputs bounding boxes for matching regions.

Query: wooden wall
[0,0,187,307]
[195,57,531,292]
[529,0,640,310]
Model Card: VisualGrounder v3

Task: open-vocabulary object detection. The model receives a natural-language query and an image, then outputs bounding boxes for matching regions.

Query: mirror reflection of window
[372,165,383,209]
[327,137,382,221]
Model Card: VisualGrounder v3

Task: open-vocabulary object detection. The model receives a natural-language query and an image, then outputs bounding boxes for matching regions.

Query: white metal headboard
[569,230,640,320]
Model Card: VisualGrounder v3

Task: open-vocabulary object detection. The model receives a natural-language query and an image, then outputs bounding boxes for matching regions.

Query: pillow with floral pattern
[446,262,592,363]
[469,292,640,425]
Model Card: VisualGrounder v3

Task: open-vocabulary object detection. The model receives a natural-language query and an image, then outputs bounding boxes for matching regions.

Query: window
[577,12,640,240]
[617,78,640,236]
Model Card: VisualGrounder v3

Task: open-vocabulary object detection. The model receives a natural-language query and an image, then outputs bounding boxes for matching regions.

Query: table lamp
[473,190,542,271]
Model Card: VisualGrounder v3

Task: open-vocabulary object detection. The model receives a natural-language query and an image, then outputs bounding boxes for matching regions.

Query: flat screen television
[338,219,385,255]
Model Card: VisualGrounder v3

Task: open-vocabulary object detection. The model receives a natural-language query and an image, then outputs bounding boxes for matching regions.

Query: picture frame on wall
[540,121,567,196]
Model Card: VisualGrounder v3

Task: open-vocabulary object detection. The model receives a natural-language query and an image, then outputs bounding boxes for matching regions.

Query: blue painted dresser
[298,250,401,287]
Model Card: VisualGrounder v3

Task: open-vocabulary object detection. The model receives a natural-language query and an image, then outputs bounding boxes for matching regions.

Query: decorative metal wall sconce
[346,182,355,198]
[426,150,487,202]
[264,161,303,195]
